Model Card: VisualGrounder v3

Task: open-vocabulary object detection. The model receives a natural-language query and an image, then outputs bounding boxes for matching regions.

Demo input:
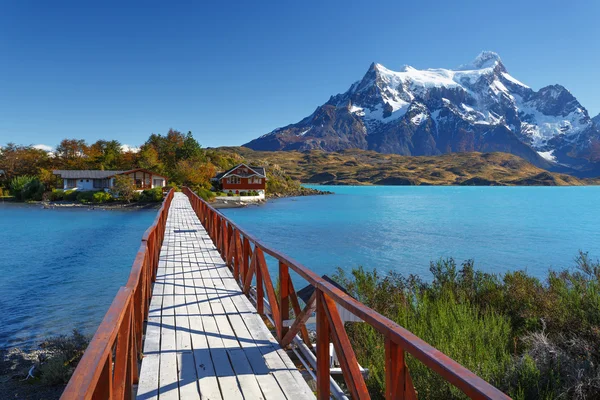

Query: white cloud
[121,144,140,153]
[33,144,54,152]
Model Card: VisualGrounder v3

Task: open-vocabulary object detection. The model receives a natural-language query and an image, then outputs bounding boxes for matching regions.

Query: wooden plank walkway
[136,192,315,400]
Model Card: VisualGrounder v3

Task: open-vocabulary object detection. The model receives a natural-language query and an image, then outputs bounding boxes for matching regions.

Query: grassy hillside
[216,147,598,186]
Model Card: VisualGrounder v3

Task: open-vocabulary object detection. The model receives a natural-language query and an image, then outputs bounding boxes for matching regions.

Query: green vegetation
[219,147,598,186]
[10,176,45,201]
[37,330,90,386]
[0,130,326,202]
[195,187,216,201]
[111,175,136,203]
[333,253,600,399]
[92,191,113,203]
[139,187,163,202]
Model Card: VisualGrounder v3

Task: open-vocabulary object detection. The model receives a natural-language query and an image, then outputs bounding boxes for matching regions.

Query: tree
[56,139,88,169]
[0,143,51,183]
[137,145,161,171]
[176,131,203,161]
[111,175,135,203]
[88,140,123,170]
[172,160,216,188]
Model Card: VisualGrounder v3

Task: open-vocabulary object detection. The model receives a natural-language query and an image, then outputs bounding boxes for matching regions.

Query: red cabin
[214,163,267,196]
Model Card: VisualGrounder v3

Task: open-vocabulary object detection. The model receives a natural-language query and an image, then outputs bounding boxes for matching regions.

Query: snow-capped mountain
[593,113,600,129]
[245,52,600,171]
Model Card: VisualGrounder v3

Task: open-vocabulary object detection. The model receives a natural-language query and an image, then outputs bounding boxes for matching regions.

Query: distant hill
[245,52,600,175]
[219,147,597,186]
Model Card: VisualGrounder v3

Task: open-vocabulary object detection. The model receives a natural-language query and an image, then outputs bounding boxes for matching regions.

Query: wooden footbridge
[61,190,511,399]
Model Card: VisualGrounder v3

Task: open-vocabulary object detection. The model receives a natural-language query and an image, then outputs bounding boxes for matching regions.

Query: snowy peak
[245,52,600,172]
[458,51,505,71]
[593,113,600,127]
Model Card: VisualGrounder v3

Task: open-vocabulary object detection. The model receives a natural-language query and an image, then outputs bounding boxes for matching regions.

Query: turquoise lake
[0,203,156,348]
[221,186,600,279]
[2,186,600,348]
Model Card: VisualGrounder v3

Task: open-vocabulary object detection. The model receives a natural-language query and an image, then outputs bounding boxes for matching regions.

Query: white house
[53,169,168,191]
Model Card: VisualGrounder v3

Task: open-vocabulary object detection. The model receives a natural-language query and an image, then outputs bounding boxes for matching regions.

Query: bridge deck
[136,193,315,400]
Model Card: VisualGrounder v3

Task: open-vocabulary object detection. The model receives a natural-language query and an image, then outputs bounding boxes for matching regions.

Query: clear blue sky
[1,0,599,149]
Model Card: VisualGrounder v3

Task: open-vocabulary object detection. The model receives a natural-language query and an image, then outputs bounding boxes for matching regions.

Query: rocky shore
[41,201,161,210]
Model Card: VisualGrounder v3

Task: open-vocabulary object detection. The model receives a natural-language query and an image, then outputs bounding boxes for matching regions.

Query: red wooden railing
[61,190,174,400]
[183,187,511,400]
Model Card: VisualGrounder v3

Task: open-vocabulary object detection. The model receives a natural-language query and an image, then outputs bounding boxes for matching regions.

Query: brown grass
[214,147,598,186]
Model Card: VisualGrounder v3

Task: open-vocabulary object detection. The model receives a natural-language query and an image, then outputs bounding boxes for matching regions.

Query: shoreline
[4,201,163,210]
[211,187,334,209]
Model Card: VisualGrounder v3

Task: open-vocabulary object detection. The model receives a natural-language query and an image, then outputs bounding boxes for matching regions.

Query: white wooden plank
[137,193,315,400]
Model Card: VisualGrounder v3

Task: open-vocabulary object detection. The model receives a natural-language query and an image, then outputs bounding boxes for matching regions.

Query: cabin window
[93,179,109,189]
[227,176,241,184]
[66,179,77,188]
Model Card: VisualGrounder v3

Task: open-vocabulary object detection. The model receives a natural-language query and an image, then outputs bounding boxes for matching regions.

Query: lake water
[0,203,156,349]
[221,186,600,281]
[2,186,600,348]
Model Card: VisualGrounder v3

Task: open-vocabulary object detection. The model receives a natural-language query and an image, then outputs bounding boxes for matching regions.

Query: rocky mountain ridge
[245,52,600,175]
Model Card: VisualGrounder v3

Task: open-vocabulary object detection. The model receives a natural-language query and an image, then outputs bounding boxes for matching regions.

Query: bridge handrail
[61,189,174,400]
[182,187,511,400]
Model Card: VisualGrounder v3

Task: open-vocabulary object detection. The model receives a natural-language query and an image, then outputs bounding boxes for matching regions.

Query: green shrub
[64,189,78,201]
[333,255,600,400]
[50,189,65,201]
[139,187,163,202]
[92,191,113,203]
[21,178,45,201]
[39,329,90,385]
[226,192,233,197]
[195,187,216,201]
[76,191,96,204]
[132,191,142,202]
[10,175,44,200]
[239,191,248,196]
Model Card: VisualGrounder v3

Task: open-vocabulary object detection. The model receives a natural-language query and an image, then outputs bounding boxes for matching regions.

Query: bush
[64,189,78,201]
[92,191,113,203]
[239,191,248,196]
[227,192,233,197]
[10,175,34,199]
[38,329,90,385]
[21,178,45,201]
[76,191,96,204]
[139,187,163,202]
[10,176,44,200]
[50,189,65,201]
[333,254,600,400]
[111,175,135,203]
[195,187,216,201]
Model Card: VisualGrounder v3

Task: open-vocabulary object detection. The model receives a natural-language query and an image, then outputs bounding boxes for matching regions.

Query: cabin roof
[53,170,127,179]
[214,163,266,180]
[53,168,168,179]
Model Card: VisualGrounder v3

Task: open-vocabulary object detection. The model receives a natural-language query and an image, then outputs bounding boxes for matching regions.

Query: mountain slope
[218,147,596,186]
[593,113,600,128]
[245,52,600,172]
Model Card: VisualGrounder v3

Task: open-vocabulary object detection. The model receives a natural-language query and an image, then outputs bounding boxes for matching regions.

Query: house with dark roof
[53,168,168,191]
[213,163,267,196]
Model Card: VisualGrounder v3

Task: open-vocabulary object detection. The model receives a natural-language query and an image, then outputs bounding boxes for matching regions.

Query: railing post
[242,237,250,287]
[255,248,264,315]
[279,261,290,341]
[316,289,330,400]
